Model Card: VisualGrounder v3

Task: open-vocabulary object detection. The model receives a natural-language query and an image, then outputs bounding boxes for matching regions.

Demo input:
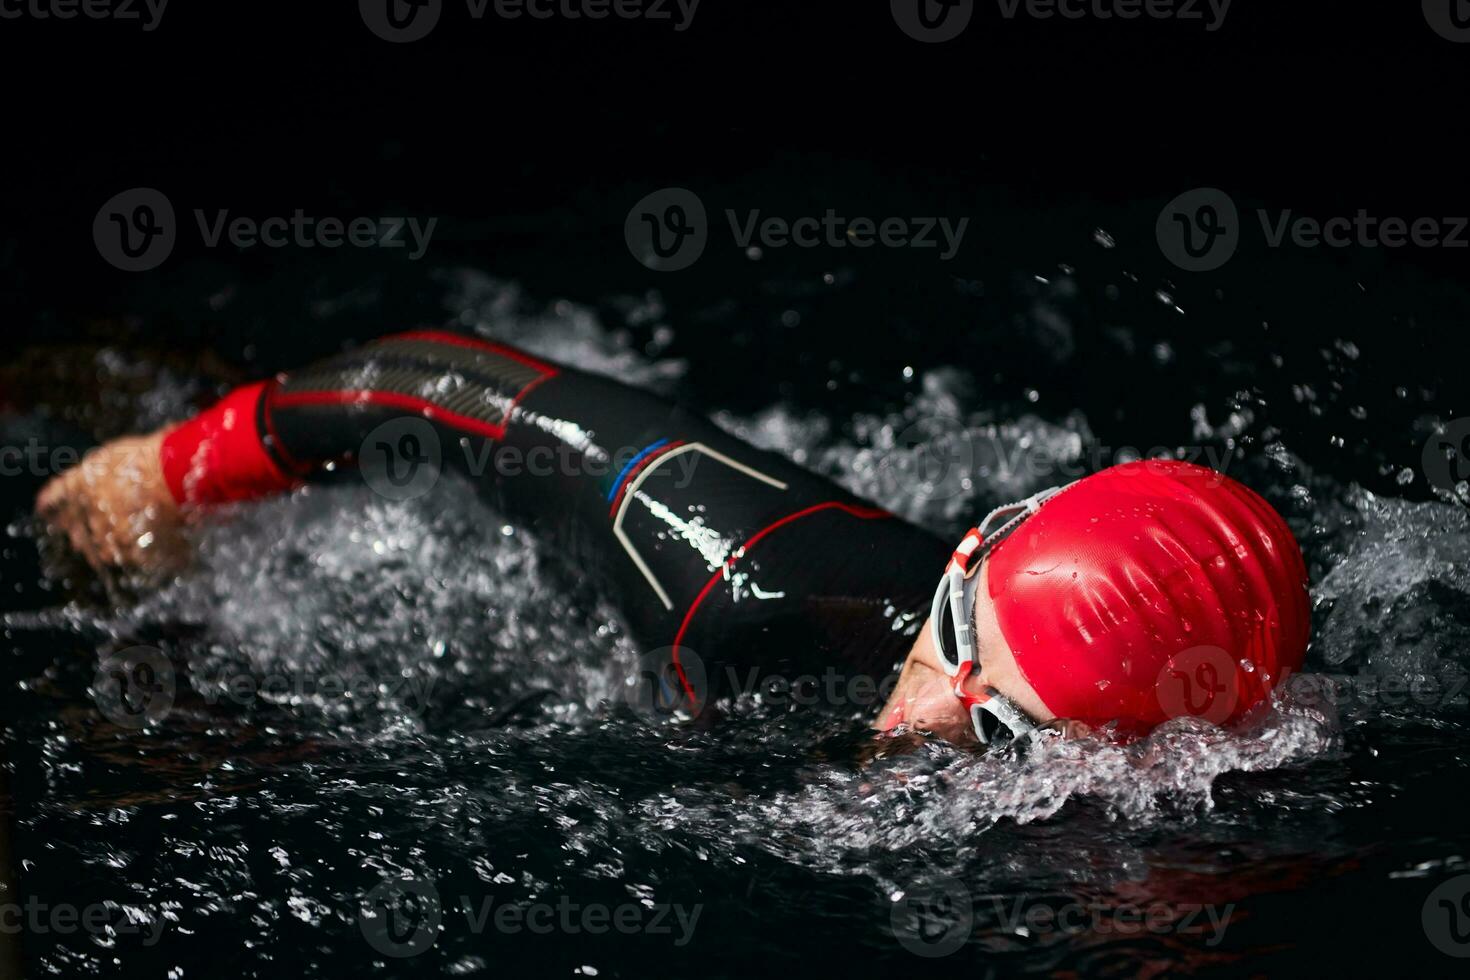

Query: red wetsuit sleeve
[159,381,299,506]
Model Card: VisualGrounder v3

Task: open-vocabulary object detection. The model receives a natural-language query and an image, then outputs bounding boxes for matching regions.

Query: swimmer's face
[876,562,1055,744]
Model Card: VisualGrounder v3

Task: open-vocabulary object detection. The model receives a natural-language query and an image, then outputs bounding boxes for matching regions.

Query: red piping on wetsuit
[668,501,890,705]
[269,388,511,440]
[157,333,560,507]
[607,440,687,516]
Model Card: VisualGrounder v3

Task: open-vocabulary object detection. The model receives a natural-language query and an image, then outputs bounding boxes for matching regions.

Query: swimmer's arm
[34,428,188,575]
[36,332,563,575]
[35,378,291,575]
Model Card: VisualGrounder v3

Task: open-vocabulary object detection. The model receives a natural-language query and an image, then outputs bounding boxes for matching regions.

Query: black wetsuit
[257,330,949,704]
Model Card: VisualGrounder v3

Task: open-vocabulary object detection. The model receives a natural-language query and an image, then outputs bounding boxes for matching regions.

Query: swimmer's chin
[862,725,936,758]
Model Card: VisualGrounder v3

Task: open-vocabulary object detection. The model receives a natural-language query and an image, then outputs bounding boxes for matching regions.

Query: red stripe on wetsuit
[160,381,298,507]
[158,332,558,507]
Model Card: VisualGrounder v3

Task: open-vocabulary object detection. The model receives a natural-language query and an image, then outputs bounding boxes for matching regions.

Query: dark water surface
[4,173,1470,980]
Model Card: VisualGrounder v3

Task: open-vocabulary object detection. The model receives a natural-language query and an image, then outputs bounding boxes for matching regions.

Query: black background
[4,0,1468,319]
[3,1,1468,501]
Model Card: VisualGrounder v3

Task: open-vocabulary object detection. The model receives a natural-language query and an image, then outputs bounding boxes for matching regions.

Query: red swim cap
[986,460,1310,732]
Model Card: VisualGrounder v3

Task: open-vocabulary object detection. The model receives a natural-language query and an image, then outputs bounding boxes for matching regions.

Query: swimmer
[34,330,1311,744]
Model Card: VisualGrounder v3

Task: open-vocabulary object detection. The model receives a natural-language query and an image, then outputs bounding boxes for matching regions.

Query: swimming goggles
[928,484,1068,744]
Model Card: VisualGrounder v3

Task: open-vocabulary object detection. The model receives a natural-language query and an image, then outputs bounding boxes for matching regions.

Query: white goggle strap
[975,484,1068,543]
[946,565,974,672]
[928,482,1073,701]
[931,527,984,677]
[970,690,1039,744]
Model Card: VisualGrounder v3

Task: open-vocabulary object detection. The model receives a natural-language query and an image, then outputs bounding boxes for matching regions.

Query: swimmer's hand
[34,429,189,576]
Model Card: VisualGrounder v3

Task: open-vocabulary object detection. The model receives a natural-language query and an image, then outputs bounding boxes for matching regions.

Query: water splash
[714,369,1092,533]
[8,276,1464,978]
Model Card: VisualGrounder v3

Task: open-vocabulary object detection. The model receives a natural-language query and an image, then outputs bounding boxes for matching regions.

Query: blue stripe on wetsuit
[607,438,671,501]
